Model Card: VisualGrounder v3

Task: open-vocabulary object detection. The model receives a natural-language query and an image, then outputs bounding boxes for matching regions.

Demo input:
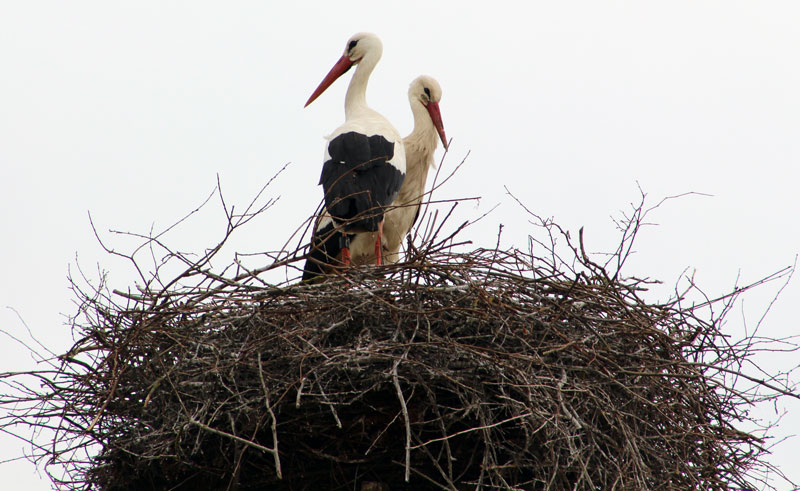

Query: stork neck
[344,54,378,119]
[409,101,437,146]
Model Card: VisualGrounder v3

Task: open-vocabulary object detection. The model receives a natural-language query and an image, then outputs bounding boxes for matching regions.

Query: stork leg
[375,220,384,266]
[340,233,351,268]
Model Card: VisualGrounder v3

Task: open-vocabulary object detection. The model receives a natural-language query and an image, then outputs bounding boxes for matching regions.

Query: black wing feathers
[319,132,404,232]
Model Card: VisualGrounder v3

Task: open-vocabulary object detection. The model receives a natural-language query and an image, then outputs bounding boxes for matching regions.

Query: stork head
[409,75,448,150]
[305,32,383,107]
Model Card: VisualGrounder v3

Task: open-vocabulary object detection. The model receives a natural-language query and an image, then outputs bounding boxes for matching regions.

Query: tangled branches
[1,169,797,490]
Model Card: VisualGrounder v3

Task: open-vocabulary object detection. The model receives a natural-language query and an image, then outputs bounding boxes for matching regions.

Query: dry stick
[392,359,412,482]
[316,374,342,429]
[295,376,305,408]
[85,351,121,433]
[688,361,799,399]
[258,353,282,479]
[364,410,403,457]
[108,170,287,304]
[409,412,535,450]
[417,150,470,232]
[236,164,288,221]
[189,420,277,456]
[411,437,459,491]
[389,459,453,491]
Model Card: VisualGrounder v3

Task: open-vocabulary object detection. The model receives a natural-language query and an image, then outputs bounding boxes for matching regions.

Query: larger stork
[302,33,406,281]
[348,75,448,265]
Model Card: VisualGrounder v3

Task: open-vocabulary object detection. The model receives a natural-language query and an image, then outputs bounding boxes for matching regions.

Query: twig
[392,359,412,482]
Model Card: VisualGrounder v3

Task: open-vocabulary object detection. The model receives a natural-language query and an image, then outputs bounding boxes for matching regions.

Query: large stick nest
[1,180,796,490]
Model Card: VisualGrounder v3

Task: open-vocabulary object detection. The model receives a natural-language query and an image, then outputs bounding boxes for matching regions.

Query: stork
[348,75,448,265]
[302,32,406,281]
[302,76,447,280]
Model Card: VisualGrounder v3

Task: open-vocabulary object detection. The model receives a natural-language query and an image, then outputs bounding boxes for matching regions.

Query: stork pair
[302,33,448,281]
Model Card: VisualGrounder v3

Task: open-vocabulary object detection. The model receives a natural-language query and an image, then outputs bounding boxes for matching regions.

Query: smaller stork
[348,75,448,266]
[301,33,406,281]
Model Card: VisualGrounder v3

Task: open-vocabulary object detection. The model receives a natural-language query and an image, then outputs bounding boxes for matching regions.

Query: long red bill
[305,55,354,107]
[425,101,448,150]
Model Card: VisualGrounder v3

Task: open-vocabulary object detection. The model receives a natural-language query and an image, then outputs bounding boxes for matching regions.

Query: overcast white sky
[2,2,799,489]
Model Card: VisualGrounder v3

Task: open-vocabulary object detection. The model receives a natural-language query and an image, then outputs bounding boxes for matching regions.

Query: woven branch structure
[1,190,795,490]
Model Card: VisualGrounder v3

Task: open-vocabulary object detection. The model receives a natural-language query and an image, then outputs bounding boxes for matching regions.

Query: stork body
[302,33,406,281]
[349,75,448,266]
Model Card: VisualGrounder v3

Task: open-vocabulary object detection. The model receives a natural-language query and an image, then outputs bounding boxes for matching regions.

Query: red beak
[305,55,354,107]
[425,101,448,150]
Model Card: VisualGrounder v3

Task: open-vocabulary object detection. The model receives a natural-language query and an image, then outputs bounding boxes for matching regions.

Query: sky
[1,1,799,489]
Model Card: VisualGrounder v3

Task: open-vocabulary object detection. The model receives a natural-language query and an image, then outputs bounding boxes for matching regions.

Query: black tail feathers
[302,222,349,282]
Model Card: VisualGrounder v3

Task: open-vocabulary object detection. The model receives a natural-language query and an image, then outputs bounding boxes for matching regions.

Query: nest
[1,185,796,490]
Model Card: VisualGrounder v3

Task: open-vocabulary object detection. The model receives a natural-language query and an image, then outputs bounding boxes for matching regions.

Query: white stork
[302,32,406,281]
[348,75,448,265]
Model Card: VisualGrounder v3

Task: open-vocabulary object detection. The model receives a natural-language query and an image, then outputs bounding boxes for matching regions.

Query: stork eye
[423,87,431,97]
[348,40,358,52]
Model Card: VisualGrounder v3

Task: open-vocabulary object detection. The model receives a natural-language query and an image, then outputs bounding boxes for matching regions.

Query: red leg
[338,233,351,268]
[341,247,351,267]
[375,221,383,266]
